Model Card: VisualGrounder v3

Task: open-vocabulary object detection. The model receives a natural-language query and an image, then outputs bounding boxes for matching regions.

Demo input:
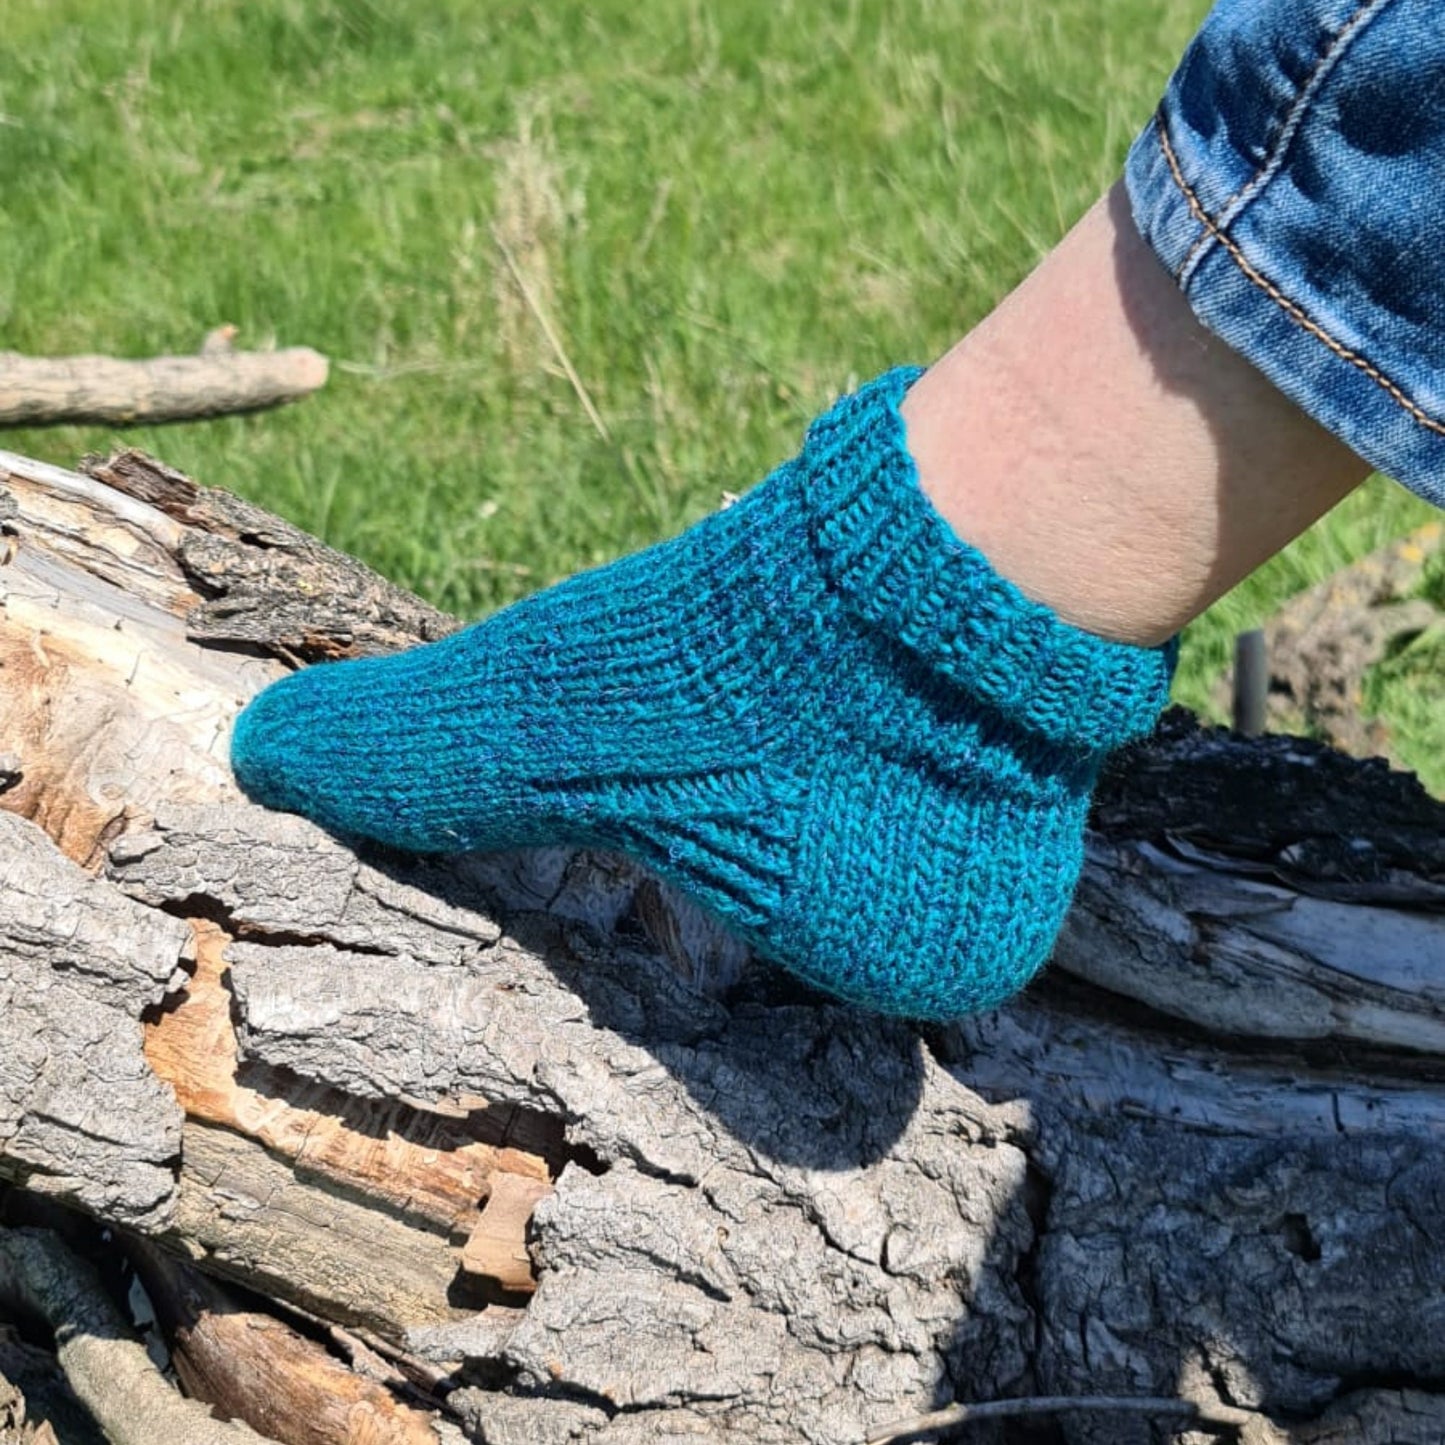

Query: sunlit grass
[2,0,1439,786]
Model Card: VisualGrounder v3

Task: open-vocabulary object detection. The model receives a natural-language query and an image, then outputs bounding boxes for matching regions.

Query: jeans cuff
[1126,110,1445,511]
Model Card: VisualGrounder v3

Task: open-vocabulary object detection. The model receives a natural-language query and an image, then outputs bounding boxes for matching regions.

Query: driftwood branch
[1,443,1443,1443]
[0,1227,268,1445]
[0,334,328,426]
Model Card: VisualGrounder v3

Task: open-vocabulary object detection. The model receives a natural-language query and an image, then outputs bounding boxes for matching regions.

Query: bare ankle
[900,182,1370,649]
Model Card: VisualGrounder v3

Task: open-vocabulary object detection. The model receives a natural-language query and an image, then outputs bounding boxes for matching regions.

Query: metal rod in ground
[1232,628,1268,737]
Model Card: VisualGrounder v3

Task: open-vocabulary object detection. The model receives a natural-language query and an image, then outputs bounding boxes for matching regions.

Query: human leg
[908,0,1445,655]
[902,182,1370,649]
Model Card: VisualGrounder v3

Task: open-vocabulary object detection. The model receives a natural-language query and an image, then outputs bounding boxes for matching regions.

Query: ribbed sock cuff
[798,366,1175,754]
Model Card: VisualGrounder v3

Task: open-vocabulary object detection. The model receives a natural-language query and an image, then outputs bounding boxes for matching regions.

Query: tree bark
[0,443,1442,1444]
[0,339,328,426]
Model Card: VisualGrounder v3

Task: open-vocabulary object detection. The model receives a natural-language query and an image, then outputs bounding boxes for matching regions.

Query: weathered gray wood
[112,805,503,965]
[127,1235,452,1445]
[1058,834,1445,1052]
[0,812,186,1230]
[1295,1390,1445,1443]
[215,937,1037,1436]
[0,1322,107,1445]
[4,443,1445,1444]
[79,448,458,662]
[168,1121,475,1335]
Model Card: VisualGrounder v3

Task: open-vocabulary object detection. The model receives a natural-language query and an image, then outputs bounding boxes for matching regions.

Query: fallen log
[1,441,1443,1444]
[0,333,328,427]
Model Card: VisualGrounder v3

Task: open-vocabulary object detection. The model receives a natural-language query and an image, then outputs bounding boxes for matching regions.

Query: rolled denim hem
[1124,0,1445,512]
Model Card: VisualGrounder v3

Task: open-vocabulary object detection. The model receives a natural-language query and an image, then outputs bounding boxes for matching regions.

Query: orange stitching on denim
[1173,0,1383,278]
[1174,130,1221,278]
[1158,123,1445,441]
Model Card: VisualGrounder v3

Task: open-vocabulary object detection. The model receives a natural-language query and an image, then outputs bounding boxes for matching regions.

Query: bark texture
[0,443,1442,1445]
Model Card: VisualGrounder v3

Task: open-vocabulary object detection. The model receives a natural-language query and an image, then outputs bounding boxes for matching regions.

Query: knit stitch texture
[231,367,1174,1020]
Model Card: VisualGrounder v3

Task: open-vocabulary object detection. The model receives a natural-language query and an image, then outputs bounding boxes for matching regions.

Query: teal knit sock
[231,368,1173,1020]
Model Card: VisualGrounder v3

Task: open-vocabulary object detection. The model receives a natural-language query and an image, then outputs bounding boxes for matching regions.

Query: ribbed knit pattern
[232,368,1174,1020]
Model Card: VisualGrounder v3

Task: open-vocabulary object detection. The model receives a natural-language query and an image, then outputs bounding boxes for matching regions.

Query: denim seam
[1173,0,1392,281]
[1157,121,1445,442]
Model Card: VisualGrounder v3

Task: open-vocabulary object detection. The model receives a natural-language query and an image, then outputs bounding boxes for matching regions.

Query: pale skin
[901,180,1373,649]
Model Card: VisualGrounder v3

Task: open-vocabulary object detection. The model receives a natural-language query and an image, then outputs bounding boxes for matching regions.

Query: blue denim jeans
[1126,0,1445,509]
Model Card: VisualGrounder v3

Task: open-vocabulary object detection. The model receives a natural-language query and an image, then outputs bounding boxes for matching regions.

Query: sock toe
[231,660,390,836]
[230,668,313,815]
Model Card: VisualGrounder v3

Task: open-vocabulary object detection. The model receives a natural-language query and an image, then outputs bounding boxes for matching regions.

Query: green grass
[1360,532,1445,793]
[2,0,1440,786]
